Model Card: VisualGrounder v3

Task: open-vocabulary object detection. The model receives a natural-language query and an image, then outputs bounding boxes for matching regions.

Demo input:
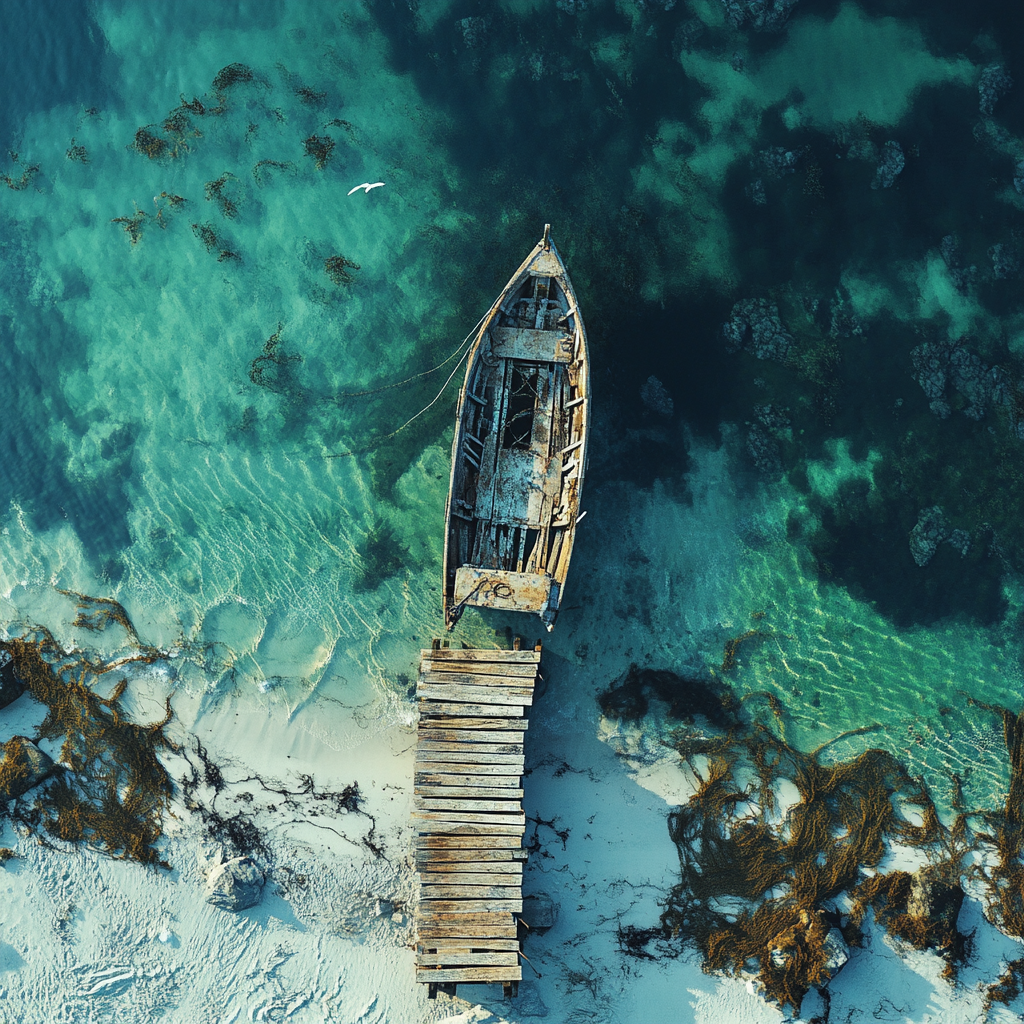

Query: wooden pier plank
[415,786,525,800]
[417,909,517,925]
[418,939,520,951]
[413,819,526,835]
[418,716,528,730]
[415,751,524,766]
[418,854,525,870]
[415,797,523,813]
[416,769,521,784]
[416,967,523,984]
[419,669,537,687]
[423,648,539,663]
[419,925,519,939]
[418,740,523,754]
[417,848,526,862]
[417,684,533,706]
[417,701,524,718]
[416,834,525,849]
[414,811,526,827]
[420,871,522,886]
[420,661,539,678]
[418,728,527,744]
[418,899,523,913]
[416,952,519,967]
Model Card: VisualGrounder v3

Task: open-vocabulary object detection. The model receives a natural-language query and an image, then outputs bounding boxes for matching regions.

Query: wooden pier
[413,642,539,998]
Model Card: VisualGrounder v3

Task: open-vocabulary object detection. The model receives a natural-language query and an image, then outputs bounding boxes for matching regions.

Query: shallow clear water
[2,0,1023,819]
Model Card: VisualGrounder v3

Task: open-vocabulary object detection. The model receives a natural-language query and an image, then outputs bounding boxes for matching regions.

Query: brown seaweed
[65,138,88,163]
[303,134,335,170]
[0,604,174,867]
[324,254,360,286]
[660,715,956,1011]
[2,152,40,190]
[249,322,301,393]
[111,205,149,246]
[212,63,254,91]
[204,172,240,218]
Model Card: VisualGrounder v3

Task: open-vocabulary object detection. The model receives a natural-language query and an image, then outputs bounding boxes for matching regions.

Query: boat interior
[445,246,588,628]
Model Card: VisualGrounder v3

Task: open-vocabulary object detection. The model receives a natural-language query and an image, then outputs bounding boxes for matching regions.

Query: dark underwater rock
[907,867,964,940]
[940,234,976,294]
[457,17,487,48]
[640,375,674,417]
[522,892,559,931]
[721,0,799,31]
[0,649,24,709]
[746,178,767,205]
[765,912,848,981]
[1014,160,1024,196]
[204,854,265,911]
[979,64,1013,117]
[910,507,949,567]
[0,737,55,801]
[747,405,790,475]
[871,141,905,190]
[723,298,793,361]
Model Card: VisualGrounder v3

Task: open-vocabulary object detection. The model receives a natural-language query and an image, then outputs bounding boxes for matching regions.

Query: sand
[2,644,1023,1024]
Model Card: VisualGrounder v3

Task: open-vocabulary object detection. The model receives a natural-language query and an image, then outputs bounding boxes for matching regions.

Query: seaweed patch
[659,714,957,1011]
[0,596,174,868]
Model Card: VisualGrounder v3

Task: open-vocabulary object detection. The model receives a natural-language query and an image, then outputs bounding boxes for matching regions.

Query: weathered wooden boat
[443,225,590,631]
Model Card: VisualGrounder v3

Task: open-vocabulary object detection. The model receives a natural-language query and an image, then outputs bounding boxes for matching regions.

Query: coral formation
[978,64,1013,116]
[871,141,905,190]
[721,0,799,32]
[722,299,793,361]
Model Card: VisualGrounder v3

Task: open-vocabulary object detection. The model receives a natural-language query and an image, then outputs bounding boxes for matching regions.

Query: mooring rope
[325,310,489,459]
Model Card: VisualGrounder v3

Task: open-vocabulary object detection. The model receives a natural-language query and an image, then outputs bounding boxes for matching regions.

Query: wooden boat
[443,225,590,631]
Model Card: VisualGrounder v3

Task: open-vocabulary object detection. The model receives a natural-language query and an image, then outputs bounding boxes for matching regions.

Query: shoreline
[5,636,1023,1022]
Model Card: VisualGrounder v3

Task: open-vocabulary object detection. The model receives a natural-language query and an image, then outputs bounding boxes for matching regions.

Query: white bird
[347,181,385,196]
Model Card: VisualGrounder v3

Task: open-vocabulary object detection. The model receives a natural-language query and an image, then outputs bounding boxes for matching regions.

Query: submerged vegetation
[352,516,409,592]
[302,134,334,170]
[204,172,241,219]
[249,322,302,394]
[2,151,40,191]
[324,253,360,286]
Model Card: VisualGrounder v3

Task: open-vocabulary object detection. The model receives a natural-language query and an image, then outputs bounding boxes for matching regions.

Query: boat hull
[443,226,590,630]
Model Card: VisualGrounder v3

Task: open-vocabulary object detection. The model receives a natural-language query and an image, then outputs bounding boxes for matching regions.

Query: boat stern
[449,566,560,628]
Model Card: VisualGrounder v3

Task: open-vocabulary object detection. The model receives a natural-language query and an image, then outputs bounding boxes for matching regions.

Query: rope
[325,311,489,459]
[336,311,485,397]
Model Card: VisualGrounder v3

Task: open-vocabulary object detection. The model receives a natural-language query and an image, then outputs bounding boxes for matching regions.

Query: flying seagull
[347,182,385,196]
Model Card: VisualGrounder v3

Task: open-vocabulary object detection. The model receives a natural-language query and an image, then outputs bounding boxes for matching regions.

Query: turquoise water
[2,0,1023,817]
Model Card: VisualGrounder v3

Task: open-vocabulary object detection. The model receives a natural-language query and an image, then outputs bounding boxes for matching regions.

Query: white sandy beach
[2,631,1023,1024]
